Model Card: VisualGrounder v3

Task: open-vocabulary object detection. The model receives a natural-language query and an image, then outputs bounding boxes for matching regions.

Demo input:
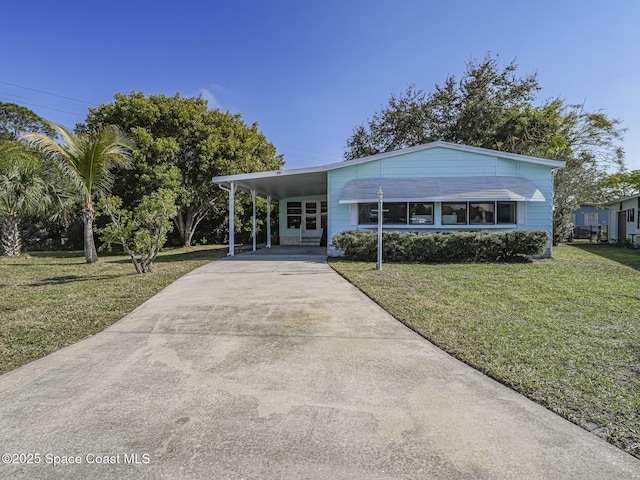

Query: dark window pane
[287,202,301,215]
[383,202,407,224]
[287,215,301,229]
[470,203,495,224]
[358,203,378,224]
[442,203,467,224]
[305,216,317,230]
[409,203,434,225]
[321,215,327,229]
[320,201,327,213]
[305,202,317,214]
[497,202,516,224]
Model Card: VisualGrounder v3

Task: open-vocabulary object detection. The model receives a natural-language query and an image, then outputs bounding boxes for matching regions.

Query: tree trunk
[1,214,21,256]
[82,205,98,264]
[174,207,195,247]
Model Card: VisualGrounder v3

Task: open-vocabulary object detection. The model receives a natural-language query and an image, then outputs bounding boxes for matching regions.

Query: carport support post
[228,182,237,256]
[266,195,272,248]
[251,189,257,252]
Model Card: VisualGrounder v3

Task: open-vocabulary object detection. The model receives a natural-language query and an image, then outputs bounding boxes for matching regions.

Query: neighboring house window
[584,212,598,226]
[409,203,434,225]
[628,209,635,223]
[442,203,467,225]
[287,201,301,229]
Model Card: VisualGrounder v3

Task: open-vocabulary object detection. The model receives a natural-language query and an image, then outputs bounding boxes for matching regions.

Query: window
[357,201,516,226]
[385,203,408,224]
[409,203,434,225]
[286,202,301,229]
[442,203,467,225]
[320,201,328,229]
[469,203,495,225]
[358,202,407,224]
[497,202,516,224]
[358,203,378,224]
[584,212,598,227]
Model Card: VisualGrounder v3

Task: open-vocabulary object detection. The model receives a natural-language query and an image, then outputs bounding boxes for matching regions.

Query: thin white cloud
[198,88,221,109]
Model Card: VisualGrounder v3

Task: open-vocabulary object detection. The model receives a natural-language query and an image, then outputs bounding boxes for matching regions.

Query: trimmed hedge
[331,230,549,263]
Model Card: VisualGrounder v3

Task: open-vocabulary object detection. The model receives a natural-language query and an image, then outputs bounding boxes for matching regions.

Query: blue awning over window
[339,177,545,203]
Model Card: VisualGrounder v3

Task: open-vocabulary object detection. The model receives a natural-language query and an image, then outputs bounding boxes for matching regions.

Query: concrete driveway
[0,247,638,479]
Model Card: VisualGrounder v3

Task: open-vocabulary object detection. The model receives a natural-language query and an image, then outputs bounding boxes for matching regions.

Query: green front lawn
[329,243,640,458]
[0,246,227,375]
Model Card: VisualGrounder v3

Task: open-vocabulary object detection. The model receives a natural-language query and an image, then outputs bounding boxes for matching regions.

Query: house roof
[339,177,546,203]
[212,141,565,200]
[605,193,640,206]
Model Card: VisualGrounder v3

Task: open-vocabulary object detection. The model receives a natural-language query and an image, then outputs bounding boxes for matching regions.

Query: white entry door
[302,201,327,237]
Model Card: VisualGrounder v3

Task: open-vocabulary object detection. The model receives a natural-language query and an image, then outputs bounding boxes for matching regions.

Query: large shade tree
[345,54,625,243]
[20,123,134,263]
[82,92,284,247]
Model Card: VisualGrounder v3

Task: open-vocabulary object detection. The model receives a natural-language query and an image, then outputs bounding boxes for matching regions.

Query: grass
[329,243,640,458]
[0,246,227,375]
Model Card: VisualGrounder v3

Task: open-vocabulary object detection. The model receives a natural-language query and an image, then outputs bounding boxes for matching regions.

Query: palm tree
[20,124,134,263]
[0,143,51,256]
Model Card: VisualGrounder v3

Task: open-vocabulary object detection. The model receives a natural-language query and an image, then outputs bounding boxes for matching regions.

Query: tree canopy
[345,54,626,243]
[82,92,284,247]
[0,102,55,141]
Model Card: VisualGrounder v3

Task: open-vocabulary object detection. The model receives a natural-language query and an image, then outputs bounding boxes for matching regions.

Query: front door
[618,210,627,244]
[302,201,327,239]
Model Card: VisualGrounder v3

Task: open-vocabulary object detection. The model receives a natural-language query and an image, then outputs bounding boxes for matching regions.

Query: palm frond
[18,122,134,205]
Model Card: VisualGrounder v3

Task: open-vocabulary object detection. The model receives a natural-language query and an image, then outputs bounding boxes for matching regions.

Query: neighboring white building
[606,194,640,246]
[212,141,565,256]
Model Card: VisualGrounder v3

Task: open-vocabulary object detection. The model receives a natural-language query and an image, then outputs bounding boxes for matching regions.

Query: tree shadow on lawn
[103,247,228,265]
[568,243,640,270]
[28,274,132,286]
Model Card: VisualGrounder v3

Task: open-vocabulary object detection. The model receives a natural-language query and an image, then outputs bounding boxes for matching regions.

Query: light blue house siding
[212,142,563,257]
[326,147,554,244]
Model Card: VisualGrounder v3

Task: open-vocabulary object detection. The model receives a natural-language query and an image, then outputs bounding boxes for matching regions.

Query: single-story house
[606,193,640,246]
[212,141,565,257]
[572,203,608,239]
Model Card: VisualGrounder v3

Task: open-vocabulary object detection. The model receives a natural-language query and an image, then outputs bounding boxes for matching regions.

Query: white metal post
[266,195,272,248]
[228,182,237,256]
[377,187,383,270]
[251,189,257,251]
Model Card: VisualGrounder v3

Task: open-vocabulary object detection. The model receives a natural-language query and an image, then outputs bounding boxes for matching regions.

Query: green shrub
[332,229,549,263]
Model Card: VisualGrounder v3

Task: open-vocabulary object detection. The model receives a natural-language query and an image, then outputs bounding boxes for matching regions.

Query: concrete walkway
[0,247,638,479]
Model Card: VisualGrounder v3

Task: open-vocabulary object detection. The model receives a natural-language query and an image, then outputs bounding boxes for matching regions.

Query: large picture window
[357,201,516,226]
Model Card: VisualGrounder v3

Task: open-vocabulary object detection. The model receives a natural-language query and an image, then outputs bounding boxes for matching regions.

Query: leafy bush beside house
[332,230,549,263]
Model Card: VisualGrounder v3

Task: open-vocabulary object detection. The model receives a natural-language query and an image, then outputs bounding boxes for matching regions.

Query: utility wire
[0,80,94,105]
[0,95,85,116]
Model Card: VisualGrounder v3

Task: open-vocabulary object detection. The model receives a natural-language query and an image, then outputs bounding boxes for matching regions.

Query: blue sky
[2,0,639,169]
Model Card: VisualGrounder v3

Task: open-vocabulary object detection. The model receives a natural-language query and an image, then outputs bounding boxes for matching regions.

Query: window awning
[339,177,546,203]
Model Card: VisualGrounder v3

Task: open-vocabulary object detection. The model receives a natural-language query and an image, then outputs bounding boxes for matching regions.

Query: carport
[213,167,328,255]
